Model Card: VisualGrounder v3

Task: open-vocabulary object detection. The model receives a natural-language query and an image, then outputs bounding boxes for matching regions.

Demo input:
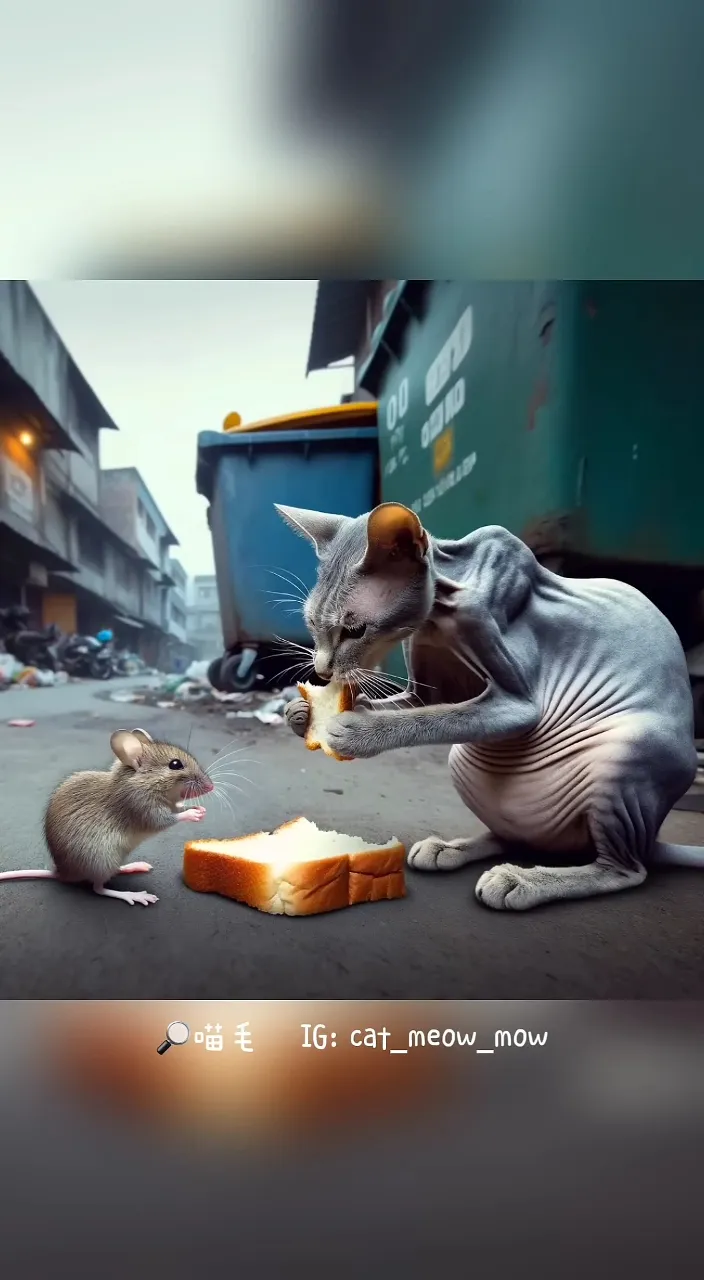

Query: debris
[156,700,176,709]
[109,690,143,704]
[185,659,212,681]
[32,668,56,687]
[260,695,289,717]
[174,681,210,703]
[225,709,285,725]
[0,654,23,683]
[8,719,35,728]
[324,788,344,795]
[10,666,58,687]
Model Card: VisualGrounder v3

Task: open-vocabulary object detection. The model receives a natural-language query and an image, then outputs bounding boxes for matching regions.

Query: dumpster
[361,280,704,706]
[196,406,379,691]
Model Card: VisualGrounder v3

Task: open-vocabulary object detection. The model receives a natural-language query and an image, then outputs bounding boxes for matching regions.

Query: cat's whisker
[268,565,310,594]
[449,645,487,681]
[361,670,399,693]
[356,664,437,695]
[272,634,313,654]
[271,658,314,684]
[264,568,310,598]
[353,668,404,699]
[262,587,303,598]
[263,591,305,607]
[269,592,305,610]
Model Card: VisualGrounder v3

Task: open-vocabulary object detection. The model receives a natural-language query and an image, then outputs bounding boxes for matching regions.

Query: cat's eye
[168,759,185,771]
[342,623,367,640]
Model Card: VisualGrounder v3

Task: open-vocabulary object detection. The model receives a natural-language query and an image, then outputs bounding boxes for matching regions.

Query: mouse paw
[119,861,153,875]
[93,885,159,906]
[176,807,206,823]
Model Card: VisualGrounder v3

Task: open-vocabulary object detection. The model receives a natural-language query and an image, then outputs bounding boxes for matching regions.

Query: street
[1,676,704,1000]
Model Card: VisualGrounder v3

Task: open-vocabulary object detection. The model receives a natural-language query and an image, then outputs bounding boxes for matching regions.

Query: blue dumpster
[196,418,379,690]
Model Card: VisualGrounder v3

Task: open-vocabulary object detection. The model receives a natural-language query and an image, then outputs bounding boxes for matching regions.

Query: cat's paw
[285,698,310,738]
[326,707,383,759]
[475,863,542,910]
[408,837,474,871]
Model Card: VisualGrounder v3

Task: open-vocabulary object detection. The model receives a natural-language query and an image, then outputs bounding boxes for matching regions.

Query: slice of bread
[297,680,356,760]
[183,816,405,915]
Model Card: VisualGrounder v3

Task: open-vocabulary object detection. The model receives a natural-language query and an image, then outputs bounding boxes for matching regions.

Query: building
[0,279,121,625]
[0,282,185,666]
[99,467,180,667]
[306,281,399,387]
[186,574,223,661]
[163,555,194,671]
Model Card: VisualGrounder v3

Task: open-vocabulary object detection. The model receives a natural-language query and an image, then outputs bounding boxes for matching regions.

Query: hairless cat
[275,500,703,911]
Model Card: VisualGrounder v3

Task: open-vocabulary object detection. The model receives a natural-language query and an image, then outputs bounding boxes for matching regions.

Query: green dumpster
[361,280,704,681]
[366,281,704,567]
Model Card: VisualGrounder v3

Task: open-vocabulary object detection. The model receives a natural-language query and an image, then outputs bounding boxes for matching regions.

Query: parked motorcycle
[54,632,114,680]
[0,606,59,670]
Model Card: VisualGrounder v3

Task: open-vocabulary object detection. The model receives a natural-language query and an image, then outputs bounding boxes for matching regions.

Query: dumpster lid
[358,281,431,396]
[221,401,377,435]
[196,425,379,502]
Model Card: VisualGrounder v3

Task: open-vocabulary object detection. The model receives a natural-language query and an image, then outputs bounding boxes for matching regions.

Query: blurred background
[1,1000,703,1275]
[1,0,703,278]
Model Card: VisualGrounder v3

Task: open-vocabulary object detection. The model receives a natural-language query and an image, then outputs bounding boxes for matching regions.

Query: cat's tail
[650,843,704,868]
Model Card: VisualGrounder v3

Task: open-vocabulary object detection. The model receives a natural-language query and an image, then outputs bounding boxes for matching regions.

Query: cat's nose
[314,653,333,681]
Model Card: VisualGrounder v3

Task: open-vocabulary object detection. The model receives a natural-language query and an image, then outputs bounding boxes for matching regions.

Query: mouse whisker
[208,739,255,766]
[207,749,263,771]
[213,786,238,826]
[212,777,247,797]
[208,756,262,773]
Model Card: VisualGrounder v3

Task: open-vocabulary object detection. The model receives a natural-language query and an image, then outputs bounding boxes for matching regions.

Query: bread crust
[297,681,356,761]
[183,818,406,916]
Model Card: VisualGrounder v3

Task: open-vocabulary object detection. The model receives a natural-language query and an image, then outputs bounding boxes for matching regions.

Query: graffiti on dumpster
[383,375,411,479]
[383,307,474,483]
[420,306,473,453]
[410,452,477,516]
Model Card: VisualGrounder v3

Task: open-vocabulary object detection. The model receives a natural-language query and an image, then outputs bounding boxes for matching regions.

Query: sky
[32,281,353,577]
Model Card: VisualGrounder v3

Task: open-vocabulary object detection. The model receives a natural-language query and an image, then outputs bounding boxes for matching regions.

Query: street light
[18,430,34,448]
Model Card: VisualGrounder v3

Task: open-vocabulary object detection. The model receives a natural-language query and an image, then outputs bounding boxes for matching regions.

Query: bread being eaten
[297,680,356,760]
[183,816,406,916]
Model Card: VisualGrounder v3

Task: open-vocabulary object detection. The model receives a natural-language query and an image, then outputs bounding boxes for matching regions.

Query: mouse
[0,727,214,907]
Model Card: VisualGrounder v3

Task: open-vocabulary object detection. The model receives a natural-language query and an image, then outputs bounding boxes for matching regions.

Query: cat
[275,500,704,911]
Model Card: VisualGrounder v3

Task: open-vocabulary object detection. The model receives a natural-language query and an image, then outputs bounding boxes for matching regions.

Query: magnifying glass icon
[157,1021,190,1055]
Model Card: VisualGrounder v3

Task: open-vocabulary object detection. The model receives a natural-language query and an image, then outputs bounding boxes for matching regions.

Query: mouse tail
[650,842,704,868]
[0,869,60,881]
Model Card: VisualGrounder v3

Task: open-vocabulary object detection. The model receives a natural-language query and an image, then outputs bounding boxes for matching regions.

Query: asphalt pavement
[1,676,703,999]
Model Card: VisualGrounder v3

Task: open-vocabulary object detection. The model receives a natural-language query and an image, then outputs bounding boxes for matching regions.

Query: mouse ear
[131,728,153,742]
[110,730,146,769]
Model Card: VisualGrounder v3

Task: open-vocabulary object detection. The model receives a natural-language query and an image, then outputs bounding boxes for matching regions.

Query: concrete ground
[1,676,704,999]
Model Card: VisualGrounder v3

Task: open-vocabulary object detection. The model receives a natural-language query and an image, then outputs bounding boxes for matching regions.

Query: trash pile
[107,658,300,726]
[0,653,68,692]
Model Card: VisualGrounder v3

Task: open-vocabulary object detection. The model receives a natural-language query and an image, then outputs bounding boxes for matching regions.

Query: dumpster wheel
[207,656,227,692]
[221,651,258,693]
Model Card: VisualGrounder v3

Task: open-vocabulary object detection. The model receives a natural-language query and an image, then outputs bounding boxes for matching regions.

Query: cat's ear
[361,503,429,570]
[274,504,345,555]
